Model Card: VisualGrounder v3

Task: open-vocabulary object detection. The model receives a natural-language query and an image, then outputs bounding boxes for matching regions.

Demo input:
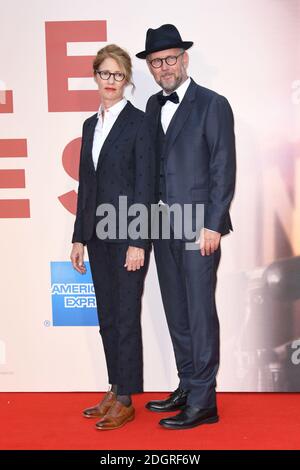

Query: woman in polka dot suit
[70,44,154,430]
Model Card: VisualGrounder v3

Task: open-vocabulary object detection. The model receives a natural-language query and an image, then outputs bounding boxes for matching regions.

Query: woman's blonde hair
[93,44,135,90]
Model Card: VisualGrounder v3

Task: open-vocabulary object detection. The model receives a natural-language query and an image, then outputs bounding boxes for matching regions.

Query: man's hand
[124,246,145,271]
[70,242,86,274]
[198,228,221,256]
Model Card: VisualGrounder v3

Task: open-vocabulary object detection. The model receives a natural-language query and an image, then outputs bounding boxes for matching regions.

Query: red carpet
[0,392,299,450]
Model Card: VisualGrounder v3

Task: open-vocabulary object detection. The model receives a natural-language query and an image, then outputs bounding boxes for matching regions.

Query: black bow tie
[157,91,179,106]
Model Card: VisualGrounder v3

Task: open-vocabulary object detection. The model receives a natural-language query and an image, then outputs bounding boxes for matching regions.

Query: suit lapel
[147,94,162,141]
[164,79,197,157]
[84,114,98,174]
[96,101,133,173]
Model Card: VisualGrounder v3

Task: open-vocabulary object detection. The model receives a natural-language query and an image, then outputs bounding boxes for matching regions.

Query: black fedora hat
[136,24,193,59]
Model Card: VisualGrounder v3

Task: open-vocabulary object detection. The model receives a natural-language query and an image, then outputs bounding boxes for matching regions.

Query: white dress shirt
[92,97,127,170]
[161,77,191,133]
[159,78,191,205]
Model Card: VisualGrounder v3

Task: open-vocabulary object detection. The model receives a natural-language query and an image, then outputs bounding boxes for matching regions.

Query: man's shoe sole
[159,415,219,429]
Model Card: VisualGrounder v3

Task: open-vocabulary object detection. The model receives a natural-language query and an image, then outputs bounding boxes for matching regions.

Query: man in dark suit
[136,24,236,429]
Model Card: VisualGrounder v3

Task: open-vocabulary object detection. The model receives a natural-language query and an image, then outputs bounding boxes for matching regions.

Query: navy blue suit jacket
[146,78,236,236]
[72,101,154,248]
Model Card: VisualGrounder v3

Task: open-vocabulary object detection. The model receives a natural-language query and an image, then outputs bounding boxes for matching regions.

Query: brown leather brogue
[82,391,116,418]
[95,400,135,430]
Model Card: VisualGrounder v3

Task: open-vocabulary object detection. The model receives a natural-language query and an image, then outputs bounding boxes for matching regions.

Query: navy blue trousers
[87,232,150,395]
[153,233,221,408]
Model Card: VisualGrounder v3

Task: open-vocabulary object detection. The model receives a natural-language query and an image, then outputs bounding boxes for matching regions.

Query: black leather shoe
[145,387,189,412]
[159,405,219,429]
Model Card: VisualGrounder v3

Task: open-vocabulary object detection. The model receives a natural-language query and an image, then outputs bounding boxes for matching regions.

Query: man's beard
[159,73,183,93]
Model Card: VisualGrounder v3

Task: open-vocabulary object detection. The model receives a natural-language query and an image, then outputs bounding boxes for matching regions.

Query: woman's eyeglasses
[96,70,126,82]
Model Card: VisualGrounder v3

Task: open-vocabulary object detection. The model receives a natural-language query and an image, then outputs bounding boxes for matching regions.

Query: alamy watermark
[95,196,205,250]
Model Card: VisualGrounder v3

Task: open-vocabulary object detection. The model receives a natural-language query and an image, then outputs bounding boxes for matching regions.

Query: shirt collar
[97,97,127,118]
[163,77,191,102]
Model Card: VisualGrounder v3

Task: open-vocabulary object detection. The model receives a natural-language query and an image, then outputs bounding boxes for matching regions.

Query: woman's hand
[70,242,87,274]
[124,246,145,271]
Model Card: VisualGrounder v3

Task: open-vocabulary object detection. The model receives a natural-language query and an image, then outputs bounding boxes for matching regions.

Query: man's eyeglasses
[96,70,126,82]
[148,51,184,69]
